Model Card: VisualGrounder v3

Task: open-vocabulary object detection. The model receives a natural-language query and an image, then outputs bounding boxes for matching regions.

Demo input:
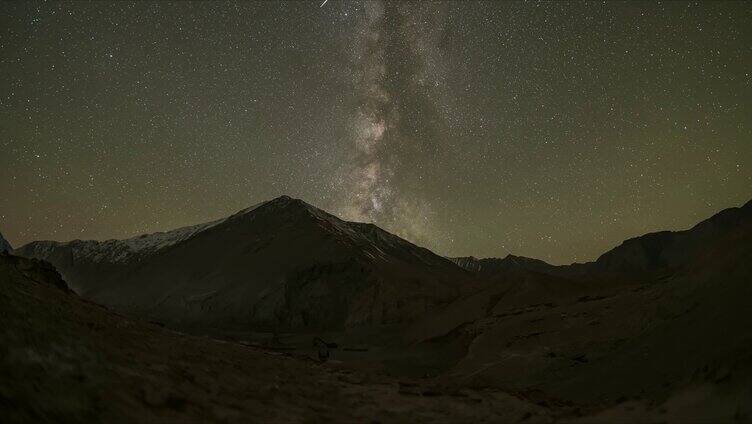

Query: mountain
[453,199,752,282]
[0,251,547,423]
[16,196,470,332]
[0,232,11,253]
[589,199,752,276]
[407,199,752,409]
[449,254,556,275]
[8,198,752,421]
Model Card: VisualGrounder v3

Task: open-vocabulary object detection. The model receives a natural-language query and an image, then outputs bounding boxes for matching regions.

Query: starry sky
[1,1,751,264]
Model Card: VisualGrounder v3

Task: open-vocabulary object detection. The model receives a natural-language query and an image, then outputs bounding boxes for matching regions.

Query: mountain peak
[247,195,315,213]
[227,195,309,219]
[267,194,295,204]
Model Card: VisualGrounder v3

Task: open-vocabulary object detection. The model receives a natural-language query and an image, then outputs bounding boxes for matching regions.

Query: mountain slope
[407,199,752,410]
[454,199,752,282]
[16,196,470,332]
[449,254,556,275]
[0,231,11,253]
[0,252,549,423]
[589,199,752,276]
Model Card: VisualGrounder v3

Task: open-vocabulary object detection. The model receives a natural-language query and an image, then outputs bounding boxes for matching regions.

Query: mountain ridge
[16,195,470,332]
[13,196,752,333]
[450,198,752,280]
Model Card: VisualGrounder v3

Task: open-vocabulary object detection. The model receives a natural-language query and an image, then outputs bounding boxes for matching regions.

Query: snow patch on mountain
[23,217,224,264]
[19,200,284,265]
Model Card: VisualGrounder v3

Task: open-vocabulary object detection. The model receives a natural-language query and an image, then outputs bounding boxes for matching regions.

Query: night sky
[1,1,750,264]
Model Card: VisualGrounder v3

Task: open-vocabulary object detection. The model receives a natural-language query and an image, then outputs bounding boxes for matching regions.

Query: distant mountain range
[451,198,752,281]
[449,254,554,275]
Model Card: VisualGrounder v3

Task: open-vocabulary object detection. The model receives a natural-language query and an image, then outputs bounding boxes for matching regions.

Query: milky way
[335,1,450,246]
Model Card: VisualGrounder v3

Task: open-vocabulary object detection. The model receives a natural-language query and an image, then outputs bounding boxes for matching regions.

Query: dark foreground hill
[409,200,752,419]
[16,196,470,333]
[0,252,553,423]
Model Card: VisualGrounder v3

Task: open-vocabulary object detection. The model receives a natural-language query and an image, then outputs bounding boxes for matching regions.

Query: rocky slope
[0,231,11,253]
[449,254,556,275]
[16,196,471,332]
[407,200,752,417]
[0,252,551,423]
[588,199,752,277]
